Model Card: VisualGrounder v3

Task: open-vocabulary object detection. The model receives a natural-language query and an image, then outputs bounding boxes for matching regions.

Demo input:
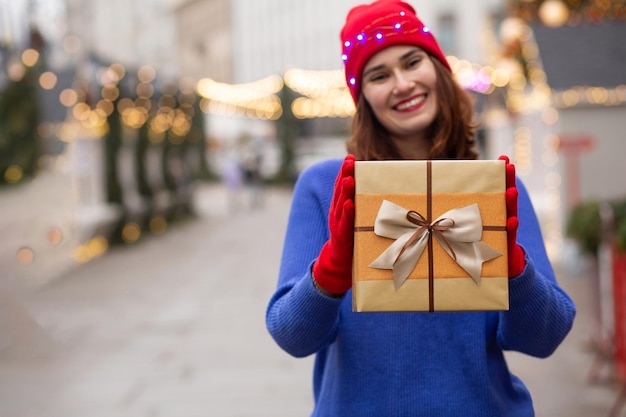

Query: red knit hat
[340,0,451,103]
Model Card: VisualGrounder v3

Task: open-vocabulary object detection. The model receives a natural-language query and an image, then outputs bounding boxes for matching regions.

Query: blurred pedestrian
[266,1,576,416]
[221,151,244,212]
[241,138,265,209]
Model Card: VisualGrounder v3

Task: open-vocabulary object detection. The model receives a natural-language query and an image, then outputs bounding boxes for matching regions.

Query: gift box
[353,160,509,312]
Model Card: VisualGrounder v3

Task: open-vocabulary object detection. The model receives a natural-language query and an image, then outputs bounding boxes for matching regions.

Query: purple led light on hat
[422,26,430,33]
[357,33,365,42]
[375,32,383,40]
[394,23,402,30]
[344,40,352,48]
[349,77,357,86]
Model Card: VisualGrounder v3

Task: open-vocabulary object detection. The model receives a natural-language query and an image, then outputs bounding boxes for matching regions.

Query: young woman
[266,1,576,416]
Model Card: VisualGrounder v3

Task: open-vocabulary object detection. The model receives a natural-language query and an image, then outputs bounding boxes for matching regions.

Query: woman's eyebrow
[362,64,386,78]
[400,48,422,60]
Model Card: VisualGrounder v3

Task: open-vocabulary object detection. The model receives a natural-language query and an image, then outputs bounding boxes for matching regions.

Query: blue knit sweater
[266,158,576,417]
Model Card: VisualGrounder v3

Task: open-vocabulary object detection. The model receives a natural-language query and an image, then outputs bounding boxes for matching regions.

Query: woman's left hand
[499,155,526,278]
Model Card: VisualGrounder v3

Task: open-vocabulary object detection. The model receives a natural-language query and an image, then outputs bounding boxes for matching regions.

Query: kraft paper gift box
[353,160,509,312]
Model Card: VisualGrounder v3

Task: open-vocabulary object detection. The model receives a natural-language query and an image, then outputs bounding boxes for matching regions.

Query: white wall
[65,0,179,79]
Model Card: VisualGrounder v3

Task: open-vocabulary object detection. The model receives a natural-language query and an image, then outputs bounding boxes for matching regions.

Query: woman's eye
[407,57,422,68]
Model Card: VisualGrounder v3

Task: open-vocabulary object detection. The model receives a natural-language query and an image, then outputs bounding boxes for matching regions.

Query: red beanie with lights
[340,0,451,103]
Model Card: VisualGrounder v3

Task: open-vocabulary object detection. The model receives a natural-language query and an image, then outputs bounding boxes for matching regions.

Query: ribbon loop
[368,200,502,290]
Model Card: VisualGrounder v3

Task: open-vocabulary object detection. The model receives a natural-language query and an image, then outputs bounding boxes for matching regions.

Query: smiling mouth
[395,95,426,111]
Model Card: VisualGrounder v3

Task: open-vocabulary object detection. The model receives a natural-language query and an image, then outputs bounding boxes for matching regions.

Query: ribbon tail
[451,241,502,285]
[369,233,429,291]
[392,237,429,290]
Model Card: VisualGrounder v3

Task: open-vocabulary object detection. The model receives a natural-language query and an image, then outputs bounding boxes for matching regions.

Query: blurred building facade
[175,0,232,83]
[63,0,180,80]
[230,0,505,83]
[53,0,508,83]
[0,0,30,48]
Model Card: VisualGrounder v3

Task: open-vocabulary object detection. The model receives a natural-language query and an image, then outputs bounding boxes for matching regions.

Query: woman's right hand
[312,155,356,296]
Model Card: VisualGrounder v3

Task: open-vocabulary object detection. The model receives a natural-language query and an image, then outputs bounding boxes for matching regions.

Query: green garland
[0,62,42,185]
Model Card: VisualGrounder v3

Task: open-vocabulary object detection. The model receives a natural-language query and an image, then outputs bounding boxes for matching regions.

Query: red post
[614,244,626,379]
[610,246,626,417]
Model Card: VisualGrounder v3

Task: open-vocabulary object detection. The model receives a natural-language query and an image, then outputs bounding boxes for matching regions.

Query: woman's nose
[393,73,415,94]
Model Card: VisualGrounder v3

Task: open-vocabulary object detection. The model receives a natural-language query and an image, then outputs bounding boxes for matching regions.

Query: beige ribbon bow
[369,200,502,291]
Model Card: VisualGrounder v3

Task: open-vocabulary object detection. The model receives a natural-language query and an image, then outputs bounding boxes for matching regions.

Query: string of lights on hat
[340,10,426,89]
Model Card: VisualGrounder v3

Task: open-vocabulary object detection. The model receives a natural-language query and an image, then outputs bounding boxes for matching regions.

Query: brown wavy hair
[345,57,478,161]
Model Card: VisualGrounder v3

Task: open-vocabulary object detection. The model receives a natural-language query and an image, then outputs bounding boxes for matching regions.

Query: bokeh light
[21,49,39,67]
[7,63,25,81]
[62,35,82,54]
[46,228,64,245]
[39,71,58,90]
[121,223,141,243]
[4,165,23,183]
[539,0,570,27]
[138,65,156,83]
[59,88,78,107]
[149,216,168,235]
[74,236,109,264]
[16,247,35,265]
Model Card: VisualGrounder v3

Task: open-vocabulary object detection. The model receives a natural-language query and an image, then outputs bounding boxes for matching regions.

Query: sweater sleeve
[497,179,576,357]
[266,160,346,358]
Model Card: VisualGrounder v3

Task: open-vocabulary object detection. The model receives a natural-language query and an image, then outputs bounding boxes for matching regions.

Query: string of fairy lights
[10,43,626,132]
[195,75,284,120]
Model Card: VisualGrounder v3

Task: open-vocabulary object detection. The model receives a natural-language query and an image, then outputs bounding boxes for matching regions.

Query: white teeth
[396,95,425,110]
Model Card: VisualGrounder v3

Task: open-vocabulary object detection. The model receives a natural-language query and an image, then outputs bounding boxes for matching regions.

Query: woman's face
[361,45,438,145]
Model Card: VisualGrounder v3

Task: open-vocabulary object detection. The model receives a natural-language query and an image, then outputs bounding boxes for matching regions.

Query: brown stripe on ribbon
[483,225,507,231]
[427,161,434,312]
[355,225,505,233]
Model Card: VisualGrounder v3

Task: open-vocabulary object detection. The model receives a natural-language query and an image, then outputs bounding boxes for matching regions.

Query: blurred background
[1,0,626,416]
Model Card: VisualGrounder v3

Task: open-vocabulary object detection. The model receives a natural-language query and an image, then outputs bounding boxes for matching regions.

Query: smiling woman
[266,1,576,416]
[340,0,477,162]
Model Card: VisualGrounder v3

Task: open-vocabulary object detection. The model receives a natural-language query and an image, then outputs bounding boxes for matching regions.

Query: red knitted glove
[312,155,356,295]
[499,155,526,278]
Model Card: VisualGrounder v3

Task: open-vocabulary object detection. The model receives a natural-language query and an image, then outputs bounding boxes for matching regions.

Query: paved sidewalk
[0,182,622,417]
[0,171,80,291]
